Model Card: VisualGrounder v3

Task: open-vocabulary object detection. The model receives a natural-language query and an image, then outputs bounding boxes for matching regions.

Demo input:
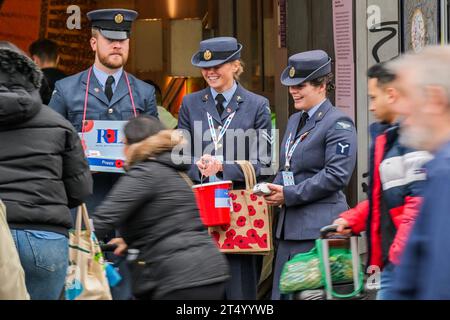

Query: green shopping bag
[279,239,363,298]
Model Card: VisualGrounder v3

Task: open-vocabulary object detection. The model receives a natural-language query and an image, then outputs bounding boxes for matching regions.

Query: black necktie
[105,76,115,102]
[215,94,226,116]
[296,112,309,136]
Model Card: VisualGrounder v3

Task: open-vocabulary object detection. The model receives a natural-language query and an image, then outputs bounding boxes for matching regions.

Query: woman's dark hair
[124,115,166,145]
[309,73,335,94]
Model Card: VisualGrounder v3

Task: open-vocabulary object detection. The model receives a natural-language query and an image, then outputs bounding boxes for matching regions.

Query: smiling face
[90,30,129,72]
[201,61,239,93]
[288,81,326,111]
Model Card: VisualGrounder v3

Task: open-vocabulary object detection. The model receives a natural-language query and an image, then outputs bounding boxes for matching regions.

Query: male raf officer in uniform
[49,9,158,300]
[49,8,158,212]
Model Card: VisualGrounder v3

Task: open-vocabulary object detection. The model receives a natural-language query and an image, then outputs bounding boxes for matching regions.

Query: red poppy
[226,229,236,239]
[233,203,242,213]
[250,194,258,201]
[222,238,235,250]
[229,193,237,201]
[221,224,231,232]
[248,205,256,216]
[258,201,263,205]
[115,160,124,168]
[254,219,265,229]
[256,234,268,249]
[105,129,117,143]
[234,236,252,249]
[83,120,94,133]
[246,229,258,243]
[236,216,247,227]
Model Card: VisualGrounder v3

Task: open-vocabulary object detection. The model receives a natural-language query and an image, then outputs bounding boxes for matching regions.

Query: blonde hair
[91,28,100,38]
[233,60,244,80]
[387,45,450,103]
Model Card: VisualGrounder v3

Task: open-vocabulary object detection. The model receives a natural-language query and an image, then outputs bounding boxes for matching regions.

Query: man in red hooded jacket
[333,62,432,300]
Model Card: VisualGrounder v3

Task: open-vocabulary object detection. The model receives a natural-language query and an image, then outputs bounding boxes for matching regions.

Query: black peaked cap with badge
[87,8,138,40]
[281,50,332,87]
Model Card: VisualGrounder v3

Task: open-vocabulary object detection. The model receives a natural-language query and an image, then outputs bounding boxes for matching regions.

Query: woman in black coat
[93,116,229,300]
[0,41,92,300]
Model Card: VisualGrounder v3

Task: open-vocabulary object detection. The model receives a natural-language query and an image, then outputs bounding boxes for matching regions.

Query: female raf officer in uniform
[264,50,357,299]
[178,37,272,300]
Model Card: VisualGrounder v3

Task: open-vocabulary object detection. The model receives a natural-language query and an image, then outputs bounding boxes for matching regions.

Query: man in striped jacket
[333,62,432,299]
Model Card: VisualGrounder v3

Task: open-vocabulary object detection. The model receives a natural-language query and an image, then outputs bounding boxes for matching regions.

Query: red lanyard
[81,67,137,139]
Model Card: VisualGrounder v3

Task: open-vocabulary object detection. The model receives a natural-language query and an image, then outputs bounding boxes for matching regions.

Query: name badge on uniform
[282,171,295,187]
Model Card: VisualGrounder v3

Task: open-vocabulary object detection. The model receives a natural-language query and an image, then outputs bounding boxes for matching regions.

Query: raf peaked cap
[87,8,138,40]
[281,50,332,86]
[191,37,243,68]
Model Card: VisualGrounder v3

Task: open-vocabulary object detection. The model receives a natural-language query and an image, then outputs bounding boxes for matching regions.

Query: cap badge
[204,50,212,61]
[114,13,124,24]
[289,67,296,78]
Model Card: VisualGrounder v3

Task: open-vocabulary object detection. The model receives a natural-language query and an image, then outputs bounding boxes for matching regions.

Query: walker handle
[320,224,353,239]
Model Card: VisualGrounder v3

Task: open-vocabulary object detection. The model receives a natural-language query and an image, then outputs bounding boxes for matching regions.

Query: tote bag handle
[75,203,92,239]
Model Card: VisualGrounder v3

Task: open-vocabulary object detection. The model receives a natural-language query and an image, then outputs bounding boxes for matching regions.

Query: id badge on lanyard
[282,171,295,187]
[282,133,302,187]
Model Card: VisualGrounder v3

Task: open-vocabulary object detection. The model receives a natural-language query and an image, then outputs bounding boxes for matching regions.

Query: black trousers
[224,254,263,300]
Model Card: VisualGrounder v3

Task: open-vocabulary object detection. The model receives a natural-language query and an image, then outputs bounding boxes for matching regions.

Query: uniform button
[108,108,113,114]
[218,126,223,130]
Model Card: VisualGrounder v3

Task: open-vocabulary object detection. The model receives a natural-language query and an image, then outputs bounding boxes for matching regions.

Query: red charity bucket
[192,181,233,227]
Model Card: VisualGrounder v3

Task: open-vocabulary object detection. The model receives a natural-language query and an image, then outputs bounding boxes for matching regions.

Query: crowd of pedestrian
[2,7,450,301]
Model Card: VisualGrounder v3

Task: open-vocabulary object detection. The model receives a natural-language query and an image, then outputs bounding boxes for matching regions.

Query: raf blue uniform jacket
[273,99,357,241]
[48,68,158,215]
[49,68,158,131]
[178,84,272,186]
